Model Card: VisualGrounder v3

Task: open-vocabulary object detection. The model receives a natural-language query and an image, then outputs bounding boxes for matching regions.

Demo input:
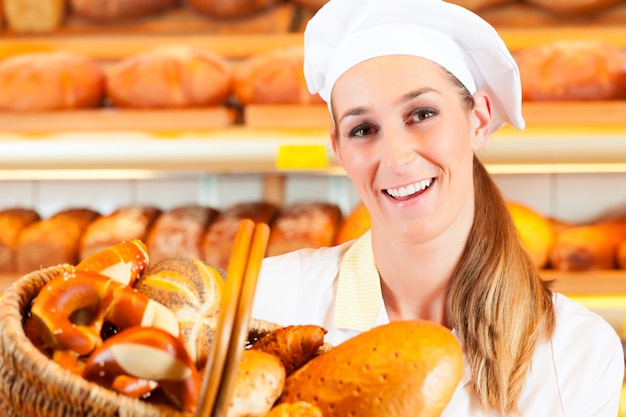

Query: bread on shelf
[79,205,161,261]
[3,0,65,33]
[16,208,100,273]
[69,0,178,22]
[104,44,233,109]
[266,201,342,257]
[0,51,105,111]
[201,201,279,270]
[146,204,219,267]
[0,208,40,273]
[516,40,626,101]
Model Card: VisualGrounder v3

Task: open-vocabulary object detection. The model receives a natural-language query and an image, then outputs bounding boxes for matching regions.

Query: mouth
[384,178,434,200]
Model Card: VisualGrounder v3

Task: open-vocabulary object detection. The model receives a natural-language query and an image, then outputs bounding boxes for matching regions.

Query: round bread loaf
[69,0,177,21]
[516,40,626,101]
[0,51,105,111]
[334,201,370,244]
[507,201,555,269]
[278,320,463,417]
[134,257,224,368]
[187,0,279,18]
[227,349,286,417]
[105,44,232,109]
[525,0,622,14]
[446,0,514,11]
[233,46,325,105]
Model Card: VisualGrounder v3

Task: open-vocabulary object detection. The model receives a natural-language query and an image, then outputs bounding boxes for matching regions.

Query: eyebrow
[337,87,440,124]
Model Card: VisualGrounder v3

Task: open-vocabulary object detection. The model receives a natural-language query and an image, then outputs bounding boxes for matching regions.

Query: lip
[383,178,435,201]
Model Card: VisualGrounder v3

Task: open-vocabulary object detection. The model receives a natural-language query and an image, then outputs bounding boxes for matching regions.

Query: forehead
[331,55,453,105]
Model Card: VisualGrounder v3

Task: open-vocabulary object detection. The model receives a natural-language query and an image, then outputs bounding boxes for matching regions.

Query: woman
[252,0,624,415]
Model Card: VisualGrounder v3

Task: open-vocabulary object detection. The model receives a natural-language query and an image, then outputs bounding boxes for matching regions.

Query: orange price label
[276,145,329,170]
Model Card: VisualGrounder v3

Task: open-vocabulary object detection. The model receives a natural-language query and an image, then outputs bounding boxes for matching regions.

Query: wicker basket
[0,264,283,417]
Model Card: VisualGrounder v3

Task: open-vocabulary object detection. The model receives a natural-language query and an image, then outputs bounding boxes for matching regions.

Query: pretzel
[30,270,179,356]
[76,239,149,286]
[82,326,200,413]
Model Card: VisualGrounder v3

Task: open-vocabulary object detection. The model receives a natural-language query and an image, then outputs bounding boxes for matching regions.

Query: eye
[347,123,378,138]
[407,107,438,123]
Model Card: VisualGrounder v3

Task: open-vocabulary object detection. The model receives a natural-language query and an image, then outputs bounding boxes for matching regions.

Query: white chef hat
[303,0,525,133]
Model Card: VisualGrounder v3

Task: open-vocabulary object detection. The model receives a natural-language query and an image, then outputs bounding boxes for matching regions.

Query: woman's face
[330,55,492,244]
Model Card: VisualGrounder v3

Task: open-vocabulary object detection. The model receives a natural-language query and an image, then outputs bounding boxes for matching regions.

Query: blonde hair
[447,157,555,414]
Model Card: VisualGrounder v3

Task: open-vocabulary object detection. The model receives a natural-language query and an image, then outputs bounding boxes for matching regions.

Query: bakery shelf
[1,25,626,61]
[1,102,625,178]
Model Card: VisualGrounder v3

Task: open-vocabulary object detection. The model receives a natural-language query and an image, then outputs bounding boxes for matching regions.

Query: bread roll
[549,221,626,271]
[516,40,626,101]
[335,201,370,244]
[266,202,342,257]
[507,201,555,269]
[233,46,324,105]
[201,201,279,270]
[289,0,327,11]
[105,45,232,109]
[0,51,105,111]
[134,257,224,368]
[0,208,40,272]
[16,208,100,273]
[279,320,463,417]
[145,204,219,266]
[187,0,279,18]
[69,0,177,22]
[3,0,65,33]
[228,349,286,417]
[525,0,622,14]
[79,206,161,261]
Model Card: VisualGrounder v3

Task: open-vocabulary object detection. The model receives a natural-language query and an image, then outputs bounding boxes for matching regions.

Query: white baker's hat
[303,0,525,133]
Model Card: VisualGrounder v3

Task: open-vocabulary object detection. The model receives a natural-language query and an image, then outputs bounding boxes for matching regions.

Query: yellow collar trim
[334,230,383,330]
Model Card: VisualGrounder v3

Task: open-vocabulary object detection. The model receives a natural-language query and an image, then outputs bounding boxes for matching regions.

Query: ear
[330,125,343,166]
[470,91,492,152]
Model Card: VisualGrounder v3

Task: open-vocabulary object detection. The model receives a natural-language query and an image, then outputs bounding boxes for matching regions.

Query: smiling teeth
[386,178,433,198]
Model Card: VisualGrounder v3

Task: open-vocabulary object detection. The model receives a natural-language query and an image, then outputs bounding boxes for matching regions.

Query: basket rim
[0,264,189,417]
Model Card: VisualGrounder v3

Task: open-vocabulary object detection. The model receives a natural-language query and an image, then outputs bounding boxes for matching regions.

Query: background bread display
[516,40,626,101]
[0,51,105,111]
[16,208,100,273]
[105,44,233,109]
[187,0,280,18]
[3,0,65,32]
[0,208,40,273]
[232,46,324,105]
[69,0,178,22]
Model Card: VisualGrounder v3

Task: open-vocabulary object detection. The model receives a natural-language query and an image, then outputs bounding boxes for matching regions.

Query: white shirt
[252,232,625,416]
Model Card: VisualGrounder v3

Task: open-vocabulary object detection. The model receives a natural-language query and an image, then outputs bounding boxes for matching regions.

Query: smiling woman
[251,0,624,416]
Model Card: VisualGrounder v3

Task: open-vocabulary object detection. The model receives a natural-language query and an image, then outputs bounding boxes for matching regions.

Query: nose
[379,128,417,171]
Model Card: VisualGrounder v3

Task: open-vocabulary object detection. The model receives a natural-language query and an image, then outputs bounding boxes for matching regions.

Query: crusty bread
[516,40,626,101]
[105,44,233,109]
[334,201,370,245]
[228,349,286,417]
[134,257,223,368]
[0,51,105,111]
[3,0,65,33]
[79,206,161,261]
[145,204,219,266]
[0,208,40,272]
[187,0,279,18]
[266,201,342,257]
[16,208,100,273]
[549,220,626,271]
[232,46,325,105]
[507,201,555,269]
[279,320,463,417]
[201,201,279,270]
[69,0,177,22]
